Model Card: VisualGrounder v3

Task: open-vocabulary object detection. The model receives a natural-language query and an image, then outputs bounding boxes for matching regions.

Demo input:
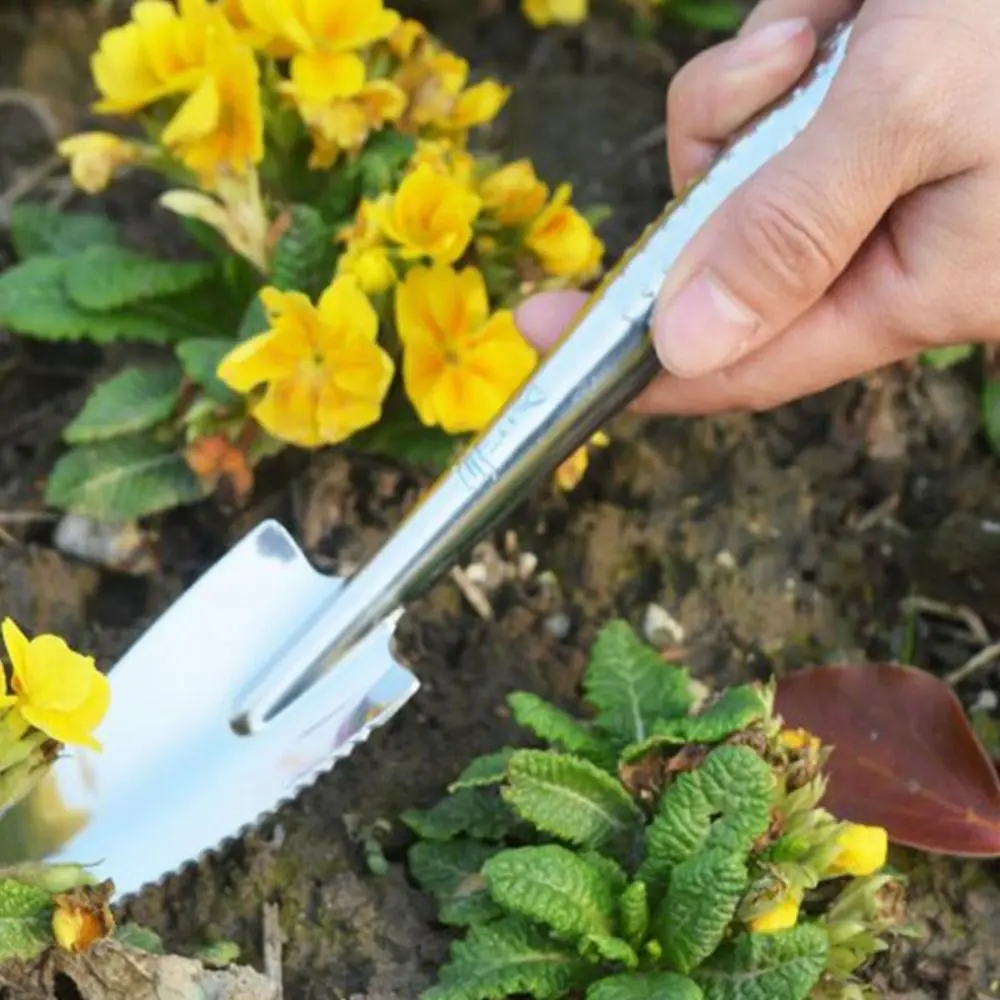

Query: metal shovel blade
[0,520,418,902]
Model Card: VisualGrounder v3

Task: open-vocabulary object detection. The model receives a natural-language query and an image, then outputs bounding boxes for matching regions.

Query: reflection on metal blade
[0,520,419,901]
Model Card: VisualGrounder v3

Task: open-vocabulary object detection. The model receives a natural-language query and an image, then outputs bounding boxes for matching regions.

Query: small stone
[973,689,999,712]
[517,552,538,580]
[715,550,737,571]
[53,515,157,575]
[643,603,685,646]
[543,612,572,640]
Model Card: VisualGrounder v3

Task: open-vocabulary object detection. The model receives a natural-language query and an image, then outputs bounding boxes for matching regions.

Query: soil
[1,1,1000,998]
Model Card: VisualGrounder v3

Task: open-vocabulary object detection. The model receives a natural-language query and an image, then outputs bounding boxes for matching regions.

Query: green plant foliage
[64,363,184,444]
[45,434,207,522]
[8,203,119,258]
[175,337,242,404]
[268,204,338,297]
[0,877,54,962]
[409,620,910,1000]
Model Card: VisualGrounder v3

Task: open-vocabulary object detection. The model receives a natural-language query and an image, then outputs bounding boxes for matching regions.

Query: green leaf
[578,934,639,969]
[0,257,207,344]
[45,434,207,522]
[622,685,768,761]
[237,292,270,342]
[0,863,94,894]
[482,845,617,943]
[114,922,166,954]
[583,620,694,747]
[654,849,748,973]
[402,788,519,843]
[639,746,773,888]
[176,337,241,404]
[618,881,650,949]
[64,245,215,311]
[587,972,704,1000]
[357,129,418,199]
[669,0,742,31]
[581,852,628,896]
[0,877,53,962]
[349,402,461,474]
[268,204,336,297]
[422,915,594,1000]
[503,750,643,852]
[919,344,975,369]
[508,692,617,770]
[408,839,503,927]
[449,750,515,792]
[64,363,184,444]
[693,925,828,1000]
[9,203,118,258]
[195,939,241,967]
[982,379,1000,457]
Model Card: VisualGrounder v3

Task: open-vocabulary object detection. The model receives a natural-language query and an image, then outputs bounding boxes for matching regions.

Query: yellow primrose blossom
[555,431,610,491]
[780,727,821,752]
[336,199,397,294]
[480,159,550,226]
[160,20,263,184]
[388,18,427,59]
[522,0,590,27]
[373,163,481,264]
[1,618,110,751]
[749,888,802,934]
[526,183,604,279]
[395,263,538,434]
[825,824,888,878]
[409,140,477,189]
[217,279,395,448]
[57,132,142,195]
[90,0,207,114]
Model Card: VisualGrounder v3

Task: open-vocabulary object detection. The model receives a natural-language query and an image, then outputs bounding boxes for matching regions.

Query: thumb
[650,50,907,379]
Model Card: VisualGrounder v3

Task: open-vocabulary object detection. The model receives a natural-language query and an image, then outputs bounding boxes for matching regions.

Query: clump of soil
[0,1,999,997]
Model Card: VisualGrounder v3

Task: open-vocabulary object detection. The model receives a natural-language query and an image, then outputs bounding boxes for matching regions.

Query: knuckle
[738,182,841,300]
[716,367,779,414]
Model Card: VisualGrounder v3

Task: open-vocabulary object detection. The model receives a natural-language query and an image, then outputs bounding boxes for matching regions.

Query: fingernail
[652,270,760,377]
[727,17,811,73]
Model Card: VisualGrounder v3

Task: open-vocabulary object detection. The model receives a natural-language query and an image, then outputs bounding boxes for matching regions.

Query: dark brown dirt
[1,2,1000,998]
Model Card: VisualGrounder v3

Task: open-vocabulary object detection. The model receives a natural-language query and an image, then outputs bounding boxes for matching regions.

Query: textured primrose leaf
[402,788,520,843]
[349,400,461,474]
[421,915,594,1000]
[503,749,644,851]
[586,972,704,1000]
[45,434,207,522]
[0,877,54,962]
[268,204,336,297]
[581,852,628,896]
[578,933,639,969]
[114,921,166,954]
[508,692,618,771]
[0,257,207,344]
[64,244,215,311]
[357,129,418,199]
[175,337,241,404]
[654,849,749,973]
[408,839,503,927]
[8,203,118,258]
[64,363,184,444]
[623,686,768,761]
[692,925,828,1000]
[639,745,772,888]
[582,620,694,747]
[449,750,515,792]
[618,881,650,948]
[482,845,617,943]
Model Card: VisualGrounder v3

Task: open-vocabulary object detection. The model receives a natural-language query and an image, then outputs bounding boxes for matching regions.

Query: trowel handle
[230,18,855,735]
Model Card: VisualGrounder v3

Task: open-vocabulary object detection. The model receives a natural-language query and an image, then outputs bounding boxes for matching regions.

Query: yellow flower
[160,20,263,184]
[388,18,428,59]
[217,279,395,448]
[373,163,481,264]
[522,0,590,27]
[780,727,821,752]
[395,263,538,434]
[525,183,604,279]
[56,132,141,195]
[1,618,110,751]
[336,199,398,294]
[826,824,888,878]
[480,159,550,226]
[749,889,801,934]
[409,140,477,189]
[555,431,609,491]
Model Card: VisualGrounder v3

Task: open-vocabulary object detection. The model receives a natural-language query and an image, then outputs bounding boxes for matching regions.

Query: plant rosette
[0,1,611,526]
[405,620,917,1000]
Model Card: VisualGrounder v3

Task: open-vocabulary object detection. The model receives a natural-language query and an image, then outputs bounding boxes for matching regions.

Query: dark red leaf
[774,663,1000,857]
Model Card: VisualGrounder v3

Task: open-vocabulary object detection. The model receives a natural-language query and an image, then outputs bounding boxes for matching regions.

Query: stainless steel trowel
[0,19,855,901]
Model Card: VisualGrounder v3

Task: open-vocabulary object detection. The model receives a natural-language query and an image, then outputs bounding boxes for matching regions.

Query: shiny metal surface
[0,521,417,900]
[231,20,854,735]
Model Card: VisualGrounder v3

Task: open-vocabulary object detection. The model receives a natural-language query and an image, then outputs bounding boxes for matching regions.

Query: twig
[449,565,494,621]
[262,901,284,1000]
[946,641,1000,687]
[897,596,991,646]
[0,510,58,525]
[0,88,61,144]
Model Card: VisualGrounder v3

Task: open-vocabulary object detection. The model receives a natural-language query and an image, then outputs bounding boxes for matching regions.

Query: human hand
[514,0,1000,415]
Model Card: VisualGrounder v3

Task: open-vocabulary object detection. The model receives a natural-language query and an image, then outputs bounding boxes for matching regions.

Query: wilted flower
[1,618,110,751]
[395,263,537,434]
[373,162,481,263]
[217,279,395,448]
[57,132,142,194]
[480,159,549,227]
[525,183,604,279]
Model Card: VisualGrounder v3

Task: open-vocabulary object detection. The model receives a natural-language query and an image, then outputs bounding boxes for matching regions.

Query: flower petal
[19,706,101,751]
[22,637,94,713]
[217,331,291,393]
[2,618,29,687]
